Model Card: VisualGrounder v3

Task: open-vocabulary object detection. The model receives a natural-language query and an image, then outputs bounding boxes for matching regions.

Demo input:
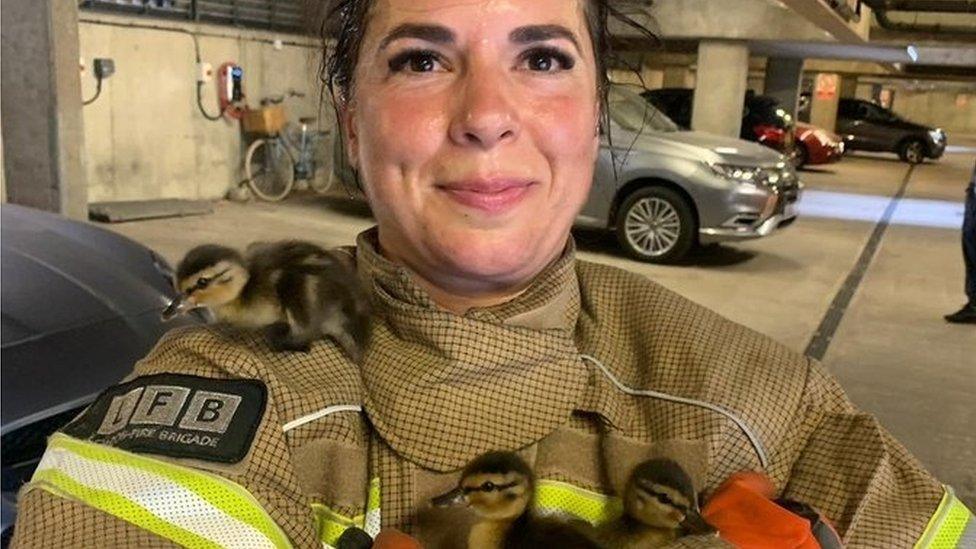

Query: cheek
[358,91,449,175]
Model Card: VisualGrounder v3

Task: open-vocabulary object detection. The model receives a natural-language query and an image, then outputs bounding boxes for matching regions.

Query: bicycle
[244,93,330,202]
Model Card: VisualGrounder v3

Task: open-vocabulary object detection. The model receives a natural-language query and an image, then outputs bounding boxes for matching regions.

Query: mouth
[161,293,194,321]
[430,487,467,508]
[436,177,536,214]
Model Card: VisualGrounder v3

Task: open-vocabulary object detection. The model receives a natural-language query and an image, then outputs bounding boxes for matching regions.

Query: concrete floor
[106,138,976,506]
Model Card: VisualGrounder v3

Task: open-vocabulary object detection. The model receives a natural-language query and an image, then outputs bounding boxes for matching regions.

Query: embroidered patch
[63,373,266,463]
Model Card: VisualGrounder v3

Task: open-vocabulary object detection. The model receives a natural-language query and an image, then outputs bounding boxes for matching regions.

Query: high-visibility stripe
[30,433,291,549]
[364,477,381,536]
[312,478,382,547]
[534,479,622,526]
[915,486,975,549]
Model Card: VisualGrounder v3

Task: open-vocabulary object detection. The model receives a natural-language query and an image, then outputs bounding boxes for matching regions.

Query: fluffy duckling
[432,451,602,549]
[597,458,716,548]
[162,240,370,360]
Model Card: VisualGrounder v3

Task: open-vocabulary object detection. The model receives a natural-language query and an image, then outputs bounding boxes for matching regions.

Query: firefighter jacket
[11,228,974,548]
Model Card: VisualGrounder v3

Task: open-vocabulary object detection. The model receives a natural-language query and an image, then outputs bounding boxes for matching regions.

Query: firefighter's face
[342,0,600,300]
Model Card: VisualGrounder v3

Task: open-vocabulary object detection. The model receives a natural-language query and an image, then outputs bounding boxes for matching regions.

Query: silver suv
[579,86,801,263]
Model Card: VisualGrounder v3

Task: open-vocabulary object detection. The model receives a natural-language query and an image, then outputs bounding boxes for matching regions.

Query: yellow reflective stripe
[32,470,221,549]
[36,433,291,548]
[915,486,975,549]
[313,478,381,546]
[311,503,363,547]
[534,479,622,526]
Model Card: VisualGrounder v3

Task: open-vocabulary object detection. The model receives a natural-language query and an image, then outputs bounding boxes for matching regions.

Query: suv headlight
[709,163,774,187]
[928,129,945,143]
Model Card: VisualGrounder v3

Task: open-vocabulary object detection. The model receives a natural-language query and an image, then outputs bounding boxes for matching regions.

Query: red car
[793,122,846,169]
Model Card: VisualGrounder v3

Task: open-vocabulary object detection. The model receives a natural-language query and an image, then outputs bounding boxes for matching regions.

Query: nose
[449,66,520,149]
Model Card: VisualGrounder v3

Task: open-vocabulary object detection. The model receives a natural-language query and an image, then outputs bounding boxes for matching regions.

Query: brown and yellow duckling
[433,451,603,549]
[162,240,370,360]
[597,458,717,548]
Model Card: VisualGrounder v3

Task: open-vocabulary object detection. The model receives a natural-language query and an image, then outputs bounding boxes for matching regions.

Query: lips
[437,178,536,214]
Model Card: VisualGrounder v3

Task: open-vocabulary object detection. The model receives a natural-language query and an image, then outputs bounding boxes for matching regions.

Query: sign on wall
[815,74,839,101]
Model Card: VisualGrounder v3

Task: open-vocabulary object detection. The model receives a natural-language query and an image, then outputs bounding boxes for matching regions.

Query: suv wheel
[615,186,696,264]
[899,139,926,164]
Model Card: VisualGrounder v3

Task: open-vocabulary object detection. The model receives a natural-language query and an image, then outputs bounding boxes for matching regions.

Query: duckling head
[432,451,535,522]
[624,458,698,530]
[162,245,248,319]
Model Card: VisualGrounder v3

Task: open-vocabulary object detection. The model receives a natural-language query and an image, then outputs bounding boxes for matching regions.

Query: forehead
[367,0,590,40]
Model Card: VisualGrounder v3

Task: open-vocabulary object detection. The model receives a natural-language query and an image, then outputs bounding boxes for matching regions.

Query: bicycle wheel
[245,138,295,202]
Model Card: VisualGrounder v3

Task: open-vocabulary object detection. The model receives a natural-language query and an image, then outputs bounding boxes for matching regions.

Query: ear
[339,99,360,170]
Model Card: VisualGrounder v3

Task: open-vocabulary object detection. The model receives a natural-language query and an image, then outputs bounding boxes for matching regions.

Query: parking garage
[2,1,975,547]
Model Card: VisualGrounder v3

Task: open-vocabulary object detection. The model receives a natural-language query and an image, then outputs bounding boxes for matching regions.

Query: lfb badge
[65,374,266,464]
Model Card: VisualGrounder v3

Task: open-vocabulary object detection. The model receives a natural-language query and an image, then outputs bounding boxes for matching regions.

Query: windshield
[608,86,680,133]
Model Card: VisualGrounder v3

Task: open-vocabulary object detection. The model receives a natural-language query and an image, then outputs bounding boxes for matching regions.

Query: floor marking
[804,165,916,361]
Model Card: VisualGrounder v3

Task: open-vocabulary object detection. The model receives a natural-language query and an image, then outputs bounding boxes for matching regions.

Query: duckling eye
[196,277,211,289]
[481,481,496,492]
[655,493,674,506]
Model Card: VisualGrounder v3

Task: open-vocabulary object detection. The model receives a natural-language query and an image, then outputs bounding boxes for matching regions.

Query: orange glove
[702,472,825,549]
[372,529,424,549]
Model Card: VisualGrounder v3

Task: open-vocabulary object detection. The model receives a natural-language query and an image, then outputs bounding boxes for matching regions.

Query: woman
[12,1,970,548]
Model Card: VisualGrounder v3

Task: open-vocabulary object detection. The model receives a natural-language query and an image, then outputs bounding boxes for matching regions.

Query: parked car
[0,204,201,544]
[800,96,946,164]
[793,122,846,169]
[578,85,801,263]
[642,88,796,155]
[836,98,946,163]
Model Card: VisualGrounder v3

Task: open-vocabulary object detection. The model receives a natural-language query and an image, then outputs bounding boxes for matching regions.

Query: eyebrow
[377,23,581,54]
[379,24,456,50]
[510,25,581,54]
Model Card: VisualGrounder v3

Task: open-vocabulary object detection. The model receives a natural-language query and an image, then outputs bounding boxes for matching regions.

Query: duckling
[596,458,716,548]
[162,240,371,360]
[432,451,603,549]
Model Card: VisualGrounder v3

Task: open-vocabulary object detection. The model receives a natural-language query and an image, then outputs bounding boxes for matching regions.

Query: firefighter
[12,1,972,547]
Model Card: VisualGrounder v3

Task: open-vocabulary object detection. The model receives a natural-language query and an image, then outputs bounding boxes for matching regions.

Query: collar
[354,228,588,471]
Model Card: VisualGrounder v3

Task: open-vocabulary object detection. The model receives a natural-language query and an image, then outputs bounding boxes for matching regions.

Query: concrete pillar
[1,0,87,219]
[691,41,749,137]
[809,73,841,132]
[840,75,858,99]
[763,57,804,119]
[662,65,692,88]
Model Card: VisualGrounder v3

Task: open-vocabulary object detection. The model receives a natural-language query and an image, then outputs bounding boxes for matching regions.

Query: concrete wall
[891,89,976,134]
[78,13,329,203]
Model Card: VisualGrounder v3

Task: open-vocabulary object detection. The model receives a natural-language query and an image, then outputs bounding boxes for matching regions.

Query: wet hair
[305,0,658,189]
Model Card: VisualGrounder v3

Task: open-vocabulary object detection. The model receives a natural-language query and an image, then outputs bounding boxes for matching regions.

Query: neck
[468,516,520,549]
[377,243,556,315]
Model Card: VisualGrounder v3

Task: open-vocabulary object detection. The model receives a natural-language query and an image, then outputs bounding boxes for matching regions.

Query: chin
[431,224,555,282]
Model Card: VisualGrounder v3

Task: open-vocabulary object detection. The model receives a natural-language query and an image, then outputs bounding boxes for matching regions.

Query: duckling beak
[680,509,716,536]
[431,487,466,508]
[161,293,194,321]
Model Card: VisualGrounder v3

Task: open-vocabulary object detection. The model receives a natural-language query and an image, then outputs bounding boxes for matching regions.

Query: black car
[642,88,795,154]
[834,98,946,164]
[0,204,200,544]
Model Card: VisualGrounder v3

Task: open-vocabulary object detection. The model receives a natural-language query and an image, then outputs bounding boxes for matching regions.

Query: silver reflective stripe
[282,404,362,432]
[580,354,770,469]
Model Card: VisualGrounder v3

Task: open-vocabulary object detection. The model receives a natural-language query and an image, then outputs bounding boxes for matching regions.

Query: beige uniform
[12,229,973,548]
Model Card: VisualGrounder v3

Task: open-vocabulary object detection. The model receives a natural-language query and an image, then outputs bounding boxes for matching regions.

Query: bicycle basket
[242,105,287,135]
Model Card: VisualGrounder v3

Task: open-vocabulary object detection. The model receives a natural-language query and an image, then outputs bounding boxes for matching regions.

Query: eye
[519,47,575,72]
[196,277,211,289]
[388,49,446,73]
[656,493,674,506]
[481,481,496,492]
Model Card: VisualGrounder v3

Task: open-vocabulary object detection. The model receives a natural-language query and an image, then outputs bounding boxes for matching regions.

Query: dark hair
[306,0,657,189]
